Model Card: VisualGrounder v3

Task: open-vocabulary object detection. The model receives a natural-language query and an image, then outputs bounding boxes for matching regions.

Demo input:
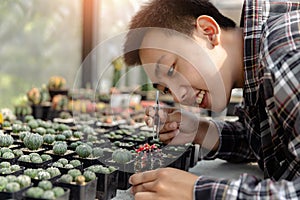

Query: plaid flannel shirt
[194,0,300,199]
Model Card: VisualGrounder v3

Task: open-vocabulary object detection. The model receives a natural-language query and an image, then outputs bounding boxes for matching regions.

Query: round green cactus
[27,120,39,130]
[46,167,61,178]
[75,144,92,158]
[69,160,81,168]
[0,161,11,168]
[40,154,52,162]
[92,147,104,158]
[35,127,46,135]
[5,182,20,192]
[16,175,31,188]
[59,174,73,184]
[2,152,15,159]
[31,156,43,163]
[57,158,68,166]
[38,180,53,190]
[83,170,96,182]
[52,162,63,168]
[55,134,66,141]
[37,171,51,180]
[43,134,55,144]
[0,177,8,191]
[41,190,55,199]
[10,165,21,172]
[52,142,68,155]
[18,155,31,162]
[0,134,14,147]
[26,187,44,199]
[73,131,83,139]
[6,175,17,183]
[23,133,43,150]
[67,169,82,181]
[12,149,23,157]
[62,130,72,139]
[12,124,22,133]
[24,168,38,179]
[52,187,64,197]
[112,148,133,164]
[46,128,56,135]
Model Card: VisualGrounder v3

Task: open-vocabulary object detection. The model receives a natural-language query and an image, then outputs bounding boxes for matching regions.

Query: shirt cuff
[201,119,223,160]
[193,176,229,200]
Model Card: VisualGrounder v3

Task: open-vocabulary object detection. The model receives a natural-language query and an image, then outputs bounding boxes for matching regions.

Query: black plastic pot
[18,159,52,169]
[94,170,118,200]
[20,148,47,155]
[31,174,62,186]
[23,188,70,200]
[73,155,107,169]
[45,150,75,162]
[0,166,25,177]
[54,178,97,200]
[0,184,32,200]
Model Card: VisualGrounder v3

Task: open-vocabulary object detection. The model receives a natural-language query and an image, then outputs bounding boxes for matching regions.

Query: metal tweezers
[153,90,160,140]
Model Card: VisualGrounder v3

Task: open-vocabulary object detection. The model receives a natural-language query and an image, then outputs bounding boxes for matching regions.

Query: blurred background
[0,0,243,113]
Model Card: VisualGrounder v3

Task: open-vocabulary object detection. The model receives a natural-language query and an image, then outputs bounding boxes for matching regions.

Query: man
[123,0,300,199]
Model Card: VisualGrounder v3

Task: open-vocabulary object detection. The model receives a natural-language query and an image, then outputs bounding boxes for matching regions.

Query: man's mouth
[196,90,206,105]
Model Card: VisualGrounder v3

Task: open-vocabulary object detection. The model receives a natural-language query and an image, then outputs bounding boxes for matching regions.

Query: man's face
[139,29,231,112]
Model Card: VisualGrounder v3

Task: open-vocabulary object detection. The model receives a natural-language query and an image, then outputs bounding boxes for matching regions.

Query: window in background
[0,0,82,109]
[94,0,150,94]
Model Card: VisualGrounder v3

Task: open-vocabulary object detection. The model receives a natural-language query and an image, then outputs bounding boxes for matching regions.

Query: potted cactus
[0,174,32,200]
[108,148,134,190]
[47,76,68,101]
[0,134,14,148]
[85,164,118,200]
[56,169,97,200]
[45,142,75,162]
[0,148,24,164]
[23,167,61,186]
[0,161,24,176]
[23,180,69,200]
[18,153,52,169]
[27,86,51,120]
[51,158,83,174]
[22,133,45,154]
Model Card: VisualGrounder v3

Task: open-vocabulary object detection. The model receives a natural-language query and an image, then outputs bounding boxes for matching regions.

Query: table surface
[112,159,264,200]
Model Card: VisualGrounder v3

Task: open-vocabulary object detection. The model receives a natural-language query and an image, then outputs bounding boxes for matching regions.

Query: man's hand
[145,107,201,144]
[130,168,199,200]
[145,106,220,150]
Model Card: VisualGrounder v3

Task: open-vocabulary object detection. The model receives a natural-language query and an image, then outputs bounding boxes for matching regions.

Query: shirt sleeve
[204,119,257,163]
[194,173,300,200]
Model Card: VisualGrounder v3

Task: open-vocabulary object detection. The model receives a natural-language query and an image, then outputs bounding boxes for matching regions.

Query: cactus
[75,175,85,185]
[52,142,68,155]
[83,170,96,182]
[59,174,73,184]
[41,190,55,199]
[16,175,31,188]
[23,133,43,150]
[38,180,53,190]
[52,187,65,197]
[75,144,92,158]
[43,134,55,144]
[48,76,66,90]
[0,134,14,147]
[112,148,133,164]
[5,182,21,192]
[67,169,82,181]
[27,87,42,105]
[25,187,44,199]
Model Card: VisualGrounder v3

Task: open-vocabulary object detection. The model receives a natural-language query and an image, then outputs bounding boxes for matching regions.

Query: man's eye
[161,87,171,95]
[167,65,175,76]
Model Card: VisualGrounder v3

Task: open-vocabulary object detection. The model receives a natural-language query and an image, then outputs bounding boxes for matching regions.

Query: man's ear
[195,15,220,47]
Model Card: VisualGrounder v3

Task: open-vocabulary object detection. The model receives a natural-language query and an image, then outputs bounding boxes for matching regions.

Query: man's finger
[159,130,178,142]
[129,170,157,186]
[135,192,157,200]
[131,181,157,194]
